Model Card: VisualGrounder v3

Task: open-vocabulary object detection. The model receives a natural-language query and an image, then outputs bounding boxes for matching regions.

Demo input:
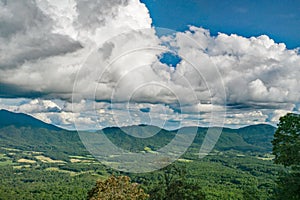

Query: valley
[0,110,281,199]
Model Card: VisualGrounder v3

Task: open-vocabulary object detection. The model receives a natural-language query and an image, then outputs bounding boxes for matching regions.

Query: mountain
[103,125,276,153]
[237,124,276,152]
[0,110,277,160]
[213,125,276,152]
[0,109,87,160]
[0,109,61,131]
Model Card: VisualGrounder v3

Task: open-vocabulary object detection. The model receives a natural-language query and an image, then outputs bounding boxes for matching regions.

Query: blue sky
[142,0,300,49]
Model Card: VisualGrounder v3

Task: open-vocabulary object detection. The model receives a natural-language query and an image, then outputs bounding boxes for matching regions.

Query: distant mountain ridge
[0,109,275,134]
[0,109,277,158]
[0,109,86,160]
[102,124,276,153]
[0,109,61,131]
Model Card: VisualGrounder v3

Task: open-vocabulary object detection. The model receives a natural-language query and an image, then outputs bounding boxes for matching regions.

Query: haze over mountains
[0,109,276,159]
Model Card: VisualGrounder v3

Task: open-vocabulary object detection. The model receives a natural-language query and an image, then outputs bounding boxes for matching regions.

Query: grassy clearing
[69,155,95,160]
[45,167,77,176]
[44,167,100,177]
[70,158,81,163]
[0,153,6,158]
[35,155,66,163]
[1,147,21,152]
[17,158,36,164]
[256,157,274,161]
[0,159,13,166]
[178,158,193,163]
[70,158,94,163]
[13,165,31,169]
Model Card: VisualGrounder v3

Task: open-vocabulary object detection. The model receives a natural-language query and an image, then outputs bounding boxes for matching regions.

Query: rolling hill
[102,124,276,153]
[0,109,279,199]
[0,109,276,160]
[0,109,87,160]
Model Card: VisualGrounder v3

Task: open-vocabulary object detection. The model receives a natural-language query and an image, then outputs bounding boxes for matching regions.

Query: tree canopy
[87,176,149,200]
[272,113,300,167]
[272,113,300,200]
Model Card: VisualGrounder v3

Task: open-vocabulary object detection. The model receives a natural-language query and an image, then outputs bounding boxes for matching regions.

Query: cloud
[0,0,82,69]
[0,1,300,129]
[269,109,291,123]
[172,27,300,108]
[0,0,153,99]
[16,99,61,113]
[2,1,299,108]
[0,97,298,130]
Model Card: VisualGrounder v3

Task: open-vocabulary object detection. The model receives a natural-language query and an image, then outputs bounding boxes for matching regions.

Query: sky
[142,0,300,49]
[0,0,299,130]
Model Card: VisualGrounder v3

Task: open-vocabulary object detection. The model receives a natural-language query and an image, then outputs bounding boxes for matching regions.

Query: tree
[272,113,300,199]
[272,113,300,166]
[87,175,149,200]
[148,164,206,200]
[274,167,300,200]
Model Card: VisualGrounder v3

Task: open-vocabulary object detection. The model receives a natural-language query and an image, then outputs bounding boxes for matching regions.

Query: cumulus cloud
[17,99,61,113]
[0,0,153,99]
[0,1,299,129]
[1,97,298,130]
[0,0,82,69]
[2,1,299,107]
[173,26,300,107]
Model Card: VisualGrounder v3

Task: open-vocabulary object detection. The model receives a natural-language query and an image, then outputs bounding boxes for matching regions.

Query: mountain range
[0,109,276,160]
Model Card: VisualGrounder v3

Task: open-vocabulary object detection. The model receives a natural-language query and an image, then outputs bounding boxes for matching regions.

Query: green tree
[272,113,300,199]
[87,175,149,200]
[272,113,300,166]
[149,164,206,200]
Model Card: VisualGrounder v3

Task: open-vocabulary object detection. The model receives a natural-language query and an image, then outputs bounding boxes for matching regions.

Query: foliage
[0,110,282,199]
[0,126,88,160]
[105,125,276,153]
[273,167,300,200]
[0,146,280,199]
[0,165,97,200]
[148,164,206,200]
[272,113,300,167]
[272,113,300,199]
[87,176,149,200]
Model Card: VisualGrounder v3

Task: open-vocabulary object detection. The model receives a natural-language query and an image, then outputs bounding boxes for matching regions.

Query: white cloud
[269,109,292,123]
[16,99,61,113]
[0,97,297,130]
[0,0,82,69]
[225,110,269,126]
[2,1,299,108]
[0,0,154,99]
[172,27,300,107]
[0,1,299,129]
